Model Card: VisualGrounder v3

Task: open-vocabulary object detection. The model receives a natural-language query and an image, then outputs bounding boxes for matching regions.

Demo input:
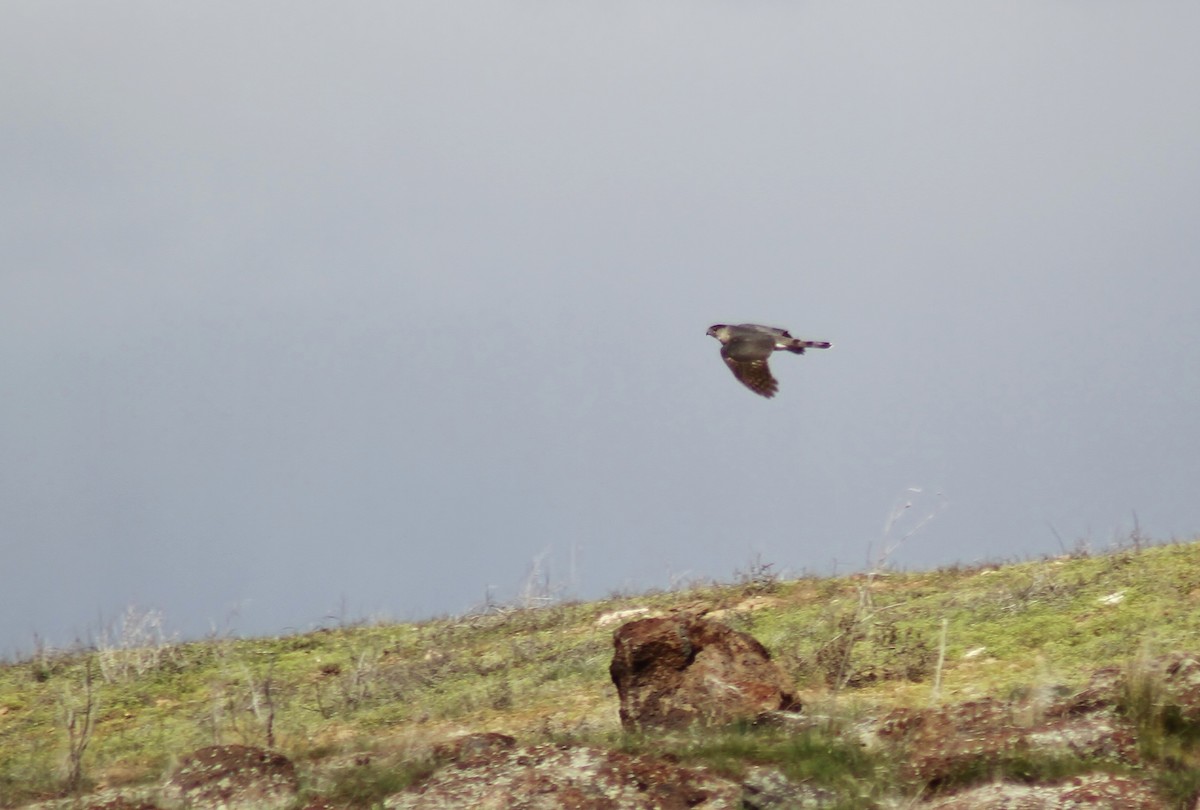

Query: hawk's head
[706,324,729,341]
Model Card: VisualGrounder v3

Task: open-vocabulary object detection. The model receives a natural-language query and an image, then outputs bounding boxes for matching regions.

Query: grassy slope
[3,539,1200,806]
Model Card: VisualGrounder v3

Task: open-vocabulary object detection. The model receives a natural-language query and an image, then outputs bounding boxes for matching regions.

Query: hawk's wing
[721,347,779,398]
[739,324,793,339]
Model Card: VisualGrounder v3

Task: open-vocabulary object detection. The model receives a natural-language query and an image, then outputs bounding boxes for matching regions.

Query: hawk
[706,323,831,398]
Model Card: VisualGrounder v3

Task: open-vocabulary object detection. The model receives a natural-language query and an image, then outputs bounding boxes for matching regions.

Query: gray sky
[4,3,1199,656]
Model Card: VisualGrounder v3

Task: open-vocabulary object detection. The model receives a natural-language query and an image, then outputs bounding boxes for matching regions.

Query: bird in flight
[706,323,831,398]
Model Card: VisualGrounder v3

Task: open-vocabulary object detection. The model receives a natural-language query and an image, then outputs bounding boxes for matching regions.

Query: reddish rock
[161,745,297,810]
[433,732,517,764]
[868,694,1140,792]
[609,615,800,731]
[87,800,162,810]
[923,773,1169,809]
[384,743,741,809]
[1070,652,1200,725]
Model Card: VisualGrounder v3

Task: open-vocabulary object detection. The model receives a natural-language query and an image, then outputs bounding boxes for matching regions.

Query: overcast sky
[3,2,1199,656]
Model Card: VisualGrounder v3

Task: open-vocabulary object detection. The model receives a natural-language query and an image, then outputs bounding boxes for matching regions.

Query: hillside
[4,539,1200,808]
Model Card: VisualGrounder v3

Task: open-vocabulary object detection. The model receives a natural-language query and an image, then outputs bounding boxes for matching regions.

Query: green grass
[622,722,884,787]
[921,751,1129,799]
[319,758,434,808]
[4,539,1200,806]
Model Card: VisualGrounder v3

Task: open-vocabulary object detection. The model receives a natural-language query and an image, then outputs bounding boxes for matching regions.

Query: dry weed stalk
[60,658,97,793]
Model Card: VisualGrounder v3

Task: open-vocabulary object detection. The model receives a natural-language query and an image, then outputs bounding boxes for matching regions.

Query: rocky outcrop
[384,743,743,809]
[609,615,801,730]
[160,745,297,810]
[741,766,839,809]
[432,731,517,763]
[866,696,1140,786]
[857,655,1200,807]
[875,652,1200,788]
[922,773,1169,809]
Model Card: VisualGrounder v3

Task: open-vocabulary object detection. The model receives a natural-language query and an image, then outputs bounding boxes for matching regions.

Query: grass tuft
[321,758,435,808]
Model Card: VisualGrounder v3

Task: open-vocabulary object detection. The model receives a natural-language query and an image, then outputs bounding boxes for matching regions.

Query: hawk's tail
[784,339,832,354]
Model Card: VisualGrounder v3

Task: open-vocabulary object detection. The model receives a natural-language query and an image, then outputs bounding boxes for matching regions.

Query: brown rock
[87,800,162,810]
[923,773,1169,809]
[869,696,1140,788]
[384,743,742,809]
[609,615,800,731]
[161,745,298,810]
[432,732,517,764]
[297,801,340,810]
